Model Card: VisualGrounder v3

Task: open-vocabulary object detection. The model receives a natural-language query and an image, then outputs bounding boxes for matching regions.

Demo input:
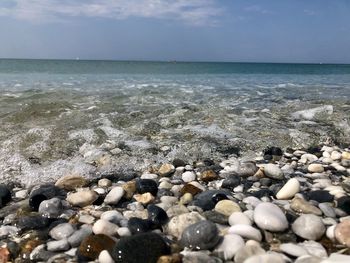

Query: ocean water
[1,59,350,185]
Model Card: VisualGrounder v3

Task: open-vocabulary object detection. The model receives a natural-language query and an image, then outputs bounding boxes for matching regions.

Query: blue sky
[0,0,350,63]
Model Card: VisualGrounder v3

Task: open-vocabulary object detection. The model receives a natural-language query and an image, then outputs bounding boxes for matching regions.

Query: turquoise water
[1,59,350,185]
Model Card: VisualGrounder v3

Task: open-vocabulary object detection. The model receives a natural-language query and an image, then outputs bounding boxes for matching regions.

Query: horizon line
[0,57,350,66]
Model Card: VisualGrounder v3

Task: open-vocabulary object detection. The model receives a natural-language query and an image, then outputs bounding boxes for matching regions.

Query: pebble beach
[1,144,350,262]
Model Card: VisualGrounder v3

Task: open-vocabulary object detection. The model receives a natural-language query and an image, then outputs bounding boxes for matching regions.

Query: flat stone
[299,240,327,258]
[49,223,75,240]
[215,200,241,216]
[134,192,155,205]
[263,164,284,180]
[276,178,300,199]
[253,202,288,232]
[92,219,119,236]
[295,255,322,263]
[228,224,262,241]
[280,243,309,257]
[55,174,88,191]
[38,197,62,218]
[47,239,70,252]
[68,225,93,247]
[200,170,218,182]
[100,210,124,224]
[308,190,334,203]
[291,197,322,215]
[66,190,98,207]
[335,220,350,247]
[122,180,136,199]
[319,203,336,218]
[292,214,325,240]
[104,186,124,205]
[180,220,221,250]
[215,234,244,260]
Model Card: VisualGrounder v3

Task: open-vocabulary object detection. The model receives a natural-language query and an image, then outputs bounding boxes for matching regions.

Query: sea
[1,59,350,185]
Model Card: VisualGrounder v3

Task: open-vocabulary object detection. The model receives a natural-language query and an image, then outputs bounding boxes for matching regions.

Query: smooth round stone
[334,220,350,247]
[253,202,288,232]
[166,212,205,239]
[191,190,230,211]
[49,223,75,240]
[0,185,11,208]
[291,197,322,215]
[237,162,259,177]
[243,196,262,208]
[158,163,175,176]
[203,210,228,225]
[308,190,334,203]
[292,214,325,240]
[182,171,196,183]
[295,255,322,263]
[229,212,252,226]
[276,178,300,200]
[326,225,336,241]
[331,151,342,160]
[158,181,173,189]
[216,234,244,260]
[200,170,218,182]
[228,224,262,241]
[68,225,93,247]
[117,227,131,237]
[318,203,336,218]
[104,186,124,205]
[66,190,98,207]
[147,204,168,227]
[15,189,28,199]
[173,158,186,167]
[280,243,309,257]
[215,200,241,216]
[92,219,119,236]
[180,220,220,250]
[134,192,155,205]
[127,217,152,234]
[136,179,158,196]
[38,197,62,218]
[99,250,115,263]
[78,214,95,225]
[55,174,88,191]
[322,253,350,263]
[234,242,266,263]
[29,184,66,211]
[308,164,324,173]
[78,234,115,261]
[244,254,285,263]
[98,178,112,187]
[263,164,284,180]
[47,239,70,252]
[299,240,327,258]
[110,232,170,263]
[100,210,124,224]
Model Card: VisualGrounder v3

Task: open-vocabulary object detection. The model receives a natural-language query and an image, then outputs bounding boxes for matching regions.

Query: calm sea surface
[1,59,350,185]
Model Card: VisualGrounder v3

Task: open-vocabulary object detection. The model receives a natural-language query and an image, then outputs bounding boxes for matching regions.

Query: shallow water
[1,59,350,185]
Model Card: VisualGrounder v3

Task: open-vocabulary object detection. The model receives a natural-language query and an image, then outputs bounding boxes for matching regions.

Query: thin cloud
[0,0,223,26]
[245,5,273,15]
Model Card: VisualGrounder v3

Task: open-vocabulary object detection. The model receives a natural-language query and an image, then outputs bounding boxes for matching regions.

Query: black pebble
[147,204,168,227]
[307,190,334,203]
[222,176,241,190]
[17,215,50,230]
[337,196,350,214]
[110,232,170,263]
[135,179,158,196]
[172,158,186,167]
[0,184,12,208]
[127,217,152,234]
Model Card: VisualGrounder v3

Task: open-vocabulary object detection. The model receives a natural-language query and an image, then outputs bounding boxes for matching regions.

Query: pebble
[263,164,284,180]
[276,178,300,199]
[180,220,220,250]
[299,240,327,258]
[228,212,252,226]
[244,254,285,263]
[66,190,98,207]
[326,225,336,241]
[55,174,88,191]
[92,219,119,236]
[38,197,62,218]
[200,170,218,182]
[100,210,124,224]
[215,234,244,260]
[136,179,158,196]
[15,189,28,199]
[104,186,124,205]
[308,190,334,203]
[78,234,115,261]
[291,197,322,215]
[292,214,325,240]
[334,220,350,247]
[228,224,262,241]
[308,164,324,173]
[319,203,336,218]
[99,250,115,263]
[109,232,170,263]
[158,163,175,176]
[47,239,70,252]
[182,171,196,182]
[254,202,288,232]
[147,204,169,227]
[98,178,112,187]
[49,223,75,240]
[68,225,93,247]
[322,253,350,263]
[214,200,241,216]
[127,217,152,234]
[29,184,66,210]
[166,212,205,239]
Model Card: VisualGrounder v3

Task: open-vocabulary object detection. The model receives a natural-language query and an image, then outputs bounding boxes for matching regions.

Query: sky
[0,0,350,63]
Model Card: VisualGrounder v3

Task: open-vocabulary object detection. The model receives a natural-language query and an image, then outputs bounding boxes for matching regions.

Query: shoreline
[0,144,350,262]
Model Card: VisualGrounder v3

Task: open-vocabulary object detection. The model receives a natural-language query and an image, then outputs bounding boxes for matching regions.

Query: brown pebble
[180,183,202,196]
[200,170,218,182]
[122,180,136,199]
[78,234,115,260]
[335,220,350,247]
